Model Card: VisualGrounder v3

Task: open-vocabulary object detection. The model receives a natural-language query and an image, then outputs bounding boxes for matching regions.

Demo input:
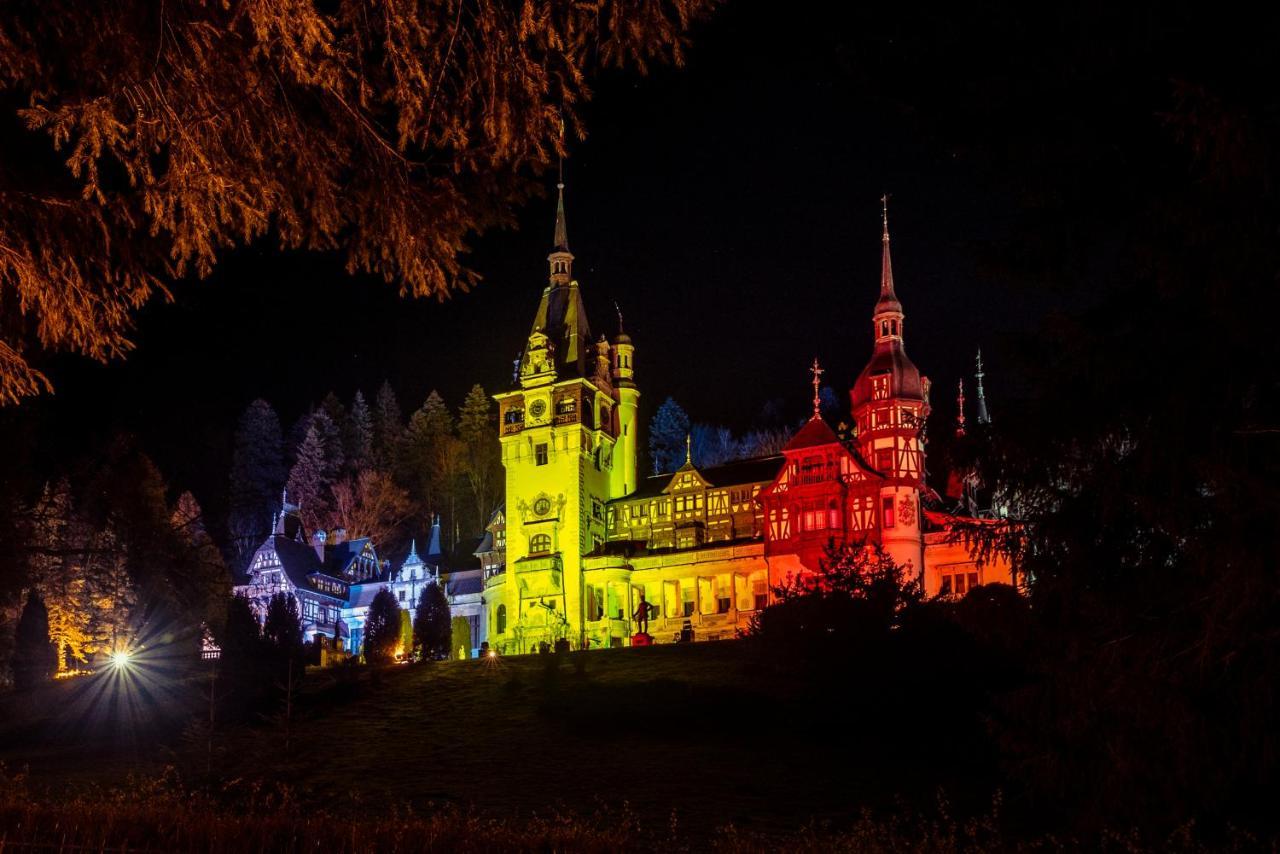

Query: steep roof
[784,416,842,452]
[618,455,785,501]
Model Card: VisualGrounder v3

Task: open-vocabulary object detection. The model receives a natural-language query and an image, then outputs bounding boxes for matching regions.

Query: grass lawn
[0,639,998,839]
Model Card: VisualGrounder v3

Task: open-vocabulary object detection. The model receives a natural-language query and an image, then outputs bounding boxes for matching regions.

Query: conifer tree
[363,589,402,664]
[458,384,500,537]
[402,391,459,540]
[228,400,286,567]
[263,592,303,659]
[309,408,345,486]
[649,397,691,474]
[13,589,57,689]
[219,595,264,670]
[346,390,374,475]
[373,381,404,472]
[287,425,328,527]
[413,581,452,661]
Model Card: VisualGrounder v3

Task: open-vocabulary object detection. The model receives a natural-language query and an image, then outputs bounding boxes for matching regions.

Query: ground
[0,640,998,840]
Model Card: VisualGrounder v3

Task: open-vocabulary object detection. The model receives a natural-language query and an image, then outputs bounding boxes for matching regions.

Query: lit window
[883,496,895,528]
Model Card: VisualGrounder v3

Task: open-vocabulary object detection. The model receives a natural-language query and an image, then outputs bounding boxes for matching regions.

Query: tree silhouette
[363,588,401,664]
[413,581,452,661]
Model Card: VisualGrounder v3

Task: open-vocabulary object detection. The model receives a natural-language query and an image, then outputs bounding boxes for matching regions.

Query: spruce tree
[287,425,328,524]
[346,390,374,475]
[373,381,404,471]
[363,588,402,664]
[413,581,452,661]
[649,397,691,475]
[228,400,286,566]
[309,408,345,486]
[458,384,500,536]
[402,391,458,539]
[13,589,57,689]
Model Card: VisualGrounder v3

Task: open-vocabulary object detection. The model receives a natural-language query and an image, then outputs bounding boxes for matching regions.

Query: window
[496,604,507,634]
[397,590,404,602]
[681,582,696,617]
[753,575,769,611]
[876,449,893,473]
[535,443,548,466]
[529,533,551,554]
[828,500,840,530]
[883,496,895,528]
[715,575,731,614]
[505,407,523,424]
[880,320,889,337]
[890,319,898,336]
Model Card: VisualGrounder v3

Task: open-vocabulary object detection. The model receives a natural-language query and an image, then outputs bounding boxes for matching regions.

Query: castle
[482,186,1013,653]
[234,185,1012,657]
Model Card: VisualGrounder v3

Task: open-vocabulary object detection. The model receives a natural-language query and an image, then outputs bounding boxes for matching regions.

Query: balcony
[483,565,506,587]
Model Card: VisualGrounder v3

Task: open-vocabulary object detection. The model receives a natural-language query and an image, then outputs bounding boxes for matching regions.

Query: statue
[633,592,655,635]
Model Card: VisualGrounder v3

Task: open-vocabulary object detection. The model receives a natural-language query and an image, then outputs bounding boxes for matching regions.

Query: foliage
[648,396,690,474]
[748,542,922,650]
[11,588,55,689]
[401,390,462,545]
[372,381,404,472]
[363,589,401,664]
[286,425,329,529]
[262,592,303,661]
[325,470,412,550]
[345,390,374,476]
[457,384,501,538]
[413,581,451,661]
[0,0,719,403]
[227,400,286,567]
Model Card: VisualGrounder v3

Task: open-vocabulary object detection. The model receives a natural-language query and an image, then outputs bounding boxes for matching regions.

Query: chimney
[332,527,347,545]
[312,529,328,561]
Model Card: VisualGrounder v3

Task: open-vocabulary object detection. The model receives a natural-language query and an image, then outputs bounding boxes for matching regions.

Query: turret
[610,308,640,497]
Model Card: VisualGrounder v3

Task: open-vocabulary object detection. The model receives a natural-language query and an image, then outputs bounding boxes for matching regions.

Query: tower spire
[873,195,904,339]
[685,432,692,466]
[810,357,825,419]
[956,378,967,437]
[974,349,991,425]
[553,181,569,252]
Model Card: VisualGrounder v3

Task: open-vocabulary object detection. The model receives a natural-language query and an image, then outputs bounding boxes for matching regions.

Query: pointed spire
[810,357,825,419]
[685,432,692,466]
[974,349,991,425]
[956,378,967,438]
[876,194,903,319]
[553,182,569,252]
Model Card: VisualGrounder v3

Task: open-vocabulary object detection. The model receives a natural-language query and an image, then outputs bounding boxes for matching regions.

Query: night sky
[18,2,1230,517]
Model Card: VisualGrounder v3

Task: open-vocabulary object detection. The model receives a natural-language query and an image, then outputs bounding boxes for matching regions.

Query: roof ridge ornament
[810,357,825,419]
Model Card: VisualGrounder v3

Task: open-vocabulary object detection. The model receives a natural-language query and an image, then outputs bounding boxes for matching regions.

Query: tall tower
[849,198,929,577]
[490,182,637,652]
[610,307,640,497]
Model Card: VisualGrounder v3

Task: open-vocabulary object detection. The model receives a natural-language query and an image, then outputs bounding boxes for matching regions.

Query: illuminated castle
[484,188,1014,653]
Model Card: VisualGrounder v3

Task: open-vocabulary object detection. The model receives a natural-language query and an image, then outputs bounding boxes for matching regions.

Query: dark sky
[17,1,1243,516]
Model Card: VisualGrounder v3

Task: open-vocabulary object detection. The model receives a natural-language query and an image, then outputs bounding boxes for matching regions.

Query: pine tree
[413,581,452,661]
[373,381,404,472]
[346,390,374,476]
[649,397,691,475]
[363,588,402,664]
[13,589,57,690]
[219,594,264,671]
[458,384,500,537]
[228,400,286,566]
[287,425,328,527]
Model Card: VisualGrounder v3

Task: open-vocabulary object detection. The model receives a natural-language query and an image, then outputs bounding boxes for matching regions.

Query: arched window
[529,533,552,554]
[496,604,507,634]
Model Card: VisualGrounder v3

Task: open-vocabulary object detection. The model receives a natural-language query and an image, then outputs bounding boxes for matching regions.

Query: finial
[974,349,991,425]
[685,432,692,465]
[810,358,825,418]
[881,193,890,242]
[614,300,624,335]
[956,378,967,438]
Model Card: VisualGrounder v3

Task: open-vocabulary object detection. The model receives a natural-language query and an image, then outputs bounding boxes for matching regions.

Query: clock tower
[490,183,639,652]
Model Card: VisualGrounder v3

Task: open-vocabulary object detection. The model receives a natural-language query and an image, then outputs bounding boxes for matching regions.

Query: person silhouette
[633,592,655,635]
